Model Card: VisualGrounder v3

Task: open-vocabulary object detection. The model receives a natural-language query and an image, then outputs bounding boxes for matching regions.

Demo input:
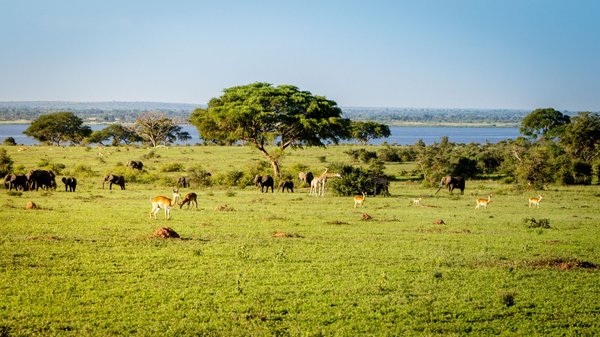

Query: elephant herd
[3,171,129,192]
[3,169,80,192]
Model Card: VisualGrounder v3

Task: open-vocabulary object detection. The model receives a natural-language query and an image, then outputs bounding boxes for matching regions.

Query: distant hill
[341,107,533,126]
[0,101,565,126]
[0,101,203,123]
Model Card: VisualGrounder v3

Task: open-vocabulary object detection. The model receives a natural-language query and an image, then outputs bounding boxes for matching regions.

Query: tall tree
[559,111,600,162]
[520,108,570,140]
[87,124,143,146]
[351,121,391,145]
[133,112,191,147]
[24,111,91,145]
[189,82,352,177]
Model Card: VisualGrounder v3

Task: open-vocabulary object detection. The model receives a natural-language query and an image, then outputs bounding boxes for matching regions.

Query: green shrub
[523,217,551,229]
[141,150,160,159]
[572,161,593,185]
[213,170,246,188]
[160,163,185,172]
[3,137,17,146]
[344,149,377,163]
[377,146,401,162]
[73,164,97,177]
[187,165,212,187]
[0,148,13,176]
[329,164,373,196]
[498,290,516,307]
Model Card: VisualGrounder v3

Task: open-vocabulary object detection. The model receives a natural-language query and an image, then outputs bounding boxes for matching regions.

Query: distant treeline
[0,101,201,123]
[0,101,584,126]
[342,107,538,126]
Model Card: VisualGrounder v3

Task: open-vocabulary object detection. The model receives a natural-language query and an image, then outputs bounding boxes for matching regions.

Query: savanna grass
[0,145,599,336]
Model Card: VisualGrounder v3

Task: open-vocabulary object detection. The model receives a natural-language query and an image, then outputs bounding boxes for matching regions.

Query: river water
[0,124,521,146]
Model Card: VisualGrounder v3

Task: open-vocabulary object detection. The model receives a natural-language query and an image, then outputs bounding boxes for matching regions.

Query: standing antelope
[354,192,367,208]
[528,195,543,208]
[178,192,198,210]
[475,194,492,210]
[150,189,181,220]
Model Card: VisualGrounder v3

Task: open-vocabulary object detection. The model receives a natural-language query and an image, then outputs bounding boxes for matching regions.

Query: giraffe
[310,168,341,196]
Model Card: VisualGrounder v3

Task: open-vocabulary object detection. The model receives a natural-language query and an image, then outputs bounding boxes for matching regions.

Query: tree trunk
[256,146,281,178]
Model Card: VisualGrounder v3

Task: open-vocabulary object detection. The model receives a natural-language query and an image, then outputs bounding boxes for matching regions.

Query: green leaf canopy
[190,82,351,148]
[190,83,351,176]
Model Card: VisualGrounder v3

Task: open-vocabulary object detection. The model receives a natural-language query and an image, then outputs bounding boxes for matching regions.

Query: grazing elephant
[436,176,465,195]
[26,170,56,191]
[371,176,390,196]
[9,174,28,191]
[278,180,294,193]
[102,174,126,190]
[61,177,77,192]
[177,176,189,188]
[253,175,274,193]
[298,171,314,186]
[127,160,144,170]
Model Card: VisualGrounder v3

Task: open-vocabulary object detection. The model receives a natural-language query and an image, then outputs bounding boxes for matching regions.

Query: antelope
[150,189,181,220]
[475,194,492,210]
[353,192,367,208]
[528,195,543,208]
[178,192,198,210]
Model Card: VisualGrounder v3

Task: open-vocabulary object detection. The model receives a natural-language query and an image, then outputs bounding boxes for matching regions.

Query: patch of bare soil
[153,227,180,239]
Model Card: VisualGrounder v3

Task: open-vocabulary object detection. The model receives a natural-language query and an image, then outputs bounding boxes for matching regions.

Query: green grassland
[1,145,599,336]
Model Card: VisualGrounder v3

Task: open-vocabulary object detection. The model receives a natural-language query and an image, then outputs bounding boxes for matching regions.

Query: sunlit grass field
[1,145,599,336]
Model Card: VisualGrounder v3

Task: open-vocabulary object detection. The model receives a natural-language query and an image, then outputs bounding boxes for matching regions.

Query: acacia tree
[87,124,143,146]
[351,121,391,145]
[24,111,92,145]
[189,82,352,177]
[520,108,570,140]
[133,112,190,147]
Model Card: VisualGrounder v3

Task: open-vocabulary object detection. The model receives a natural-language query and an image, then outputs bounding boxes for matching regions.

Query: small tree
[351,121,391,145]
[133,112,190,147]
[3,137,17,146]
[24,112,92,145]
[0,148,13,177]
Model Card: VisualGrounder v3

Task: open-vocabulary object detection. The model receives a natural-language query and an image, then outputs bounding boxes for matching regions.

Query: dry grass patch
[215,204,235,211]
[271,231,303,238]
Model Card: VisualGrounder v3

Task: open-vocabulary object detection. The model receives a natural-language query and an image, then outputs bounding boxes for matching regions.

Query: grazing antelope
[475,194,492,210]
[354,192,367,208]
[528,195,543,208]
[178,192,198,210]
[150,189,181,220]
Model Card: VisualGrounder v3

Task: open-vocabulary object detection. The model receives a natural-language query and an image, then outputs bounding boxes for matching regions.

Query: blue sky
[1,0,599,110]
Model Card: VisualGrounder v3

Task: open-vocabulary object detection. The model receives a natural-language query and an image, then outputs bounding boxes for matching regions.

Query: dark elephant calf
[62,177,77,192]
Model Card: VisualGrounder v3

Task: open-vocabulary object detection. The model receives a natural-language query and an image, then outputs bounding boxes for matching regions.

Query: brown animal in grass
[178,192,198,209]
